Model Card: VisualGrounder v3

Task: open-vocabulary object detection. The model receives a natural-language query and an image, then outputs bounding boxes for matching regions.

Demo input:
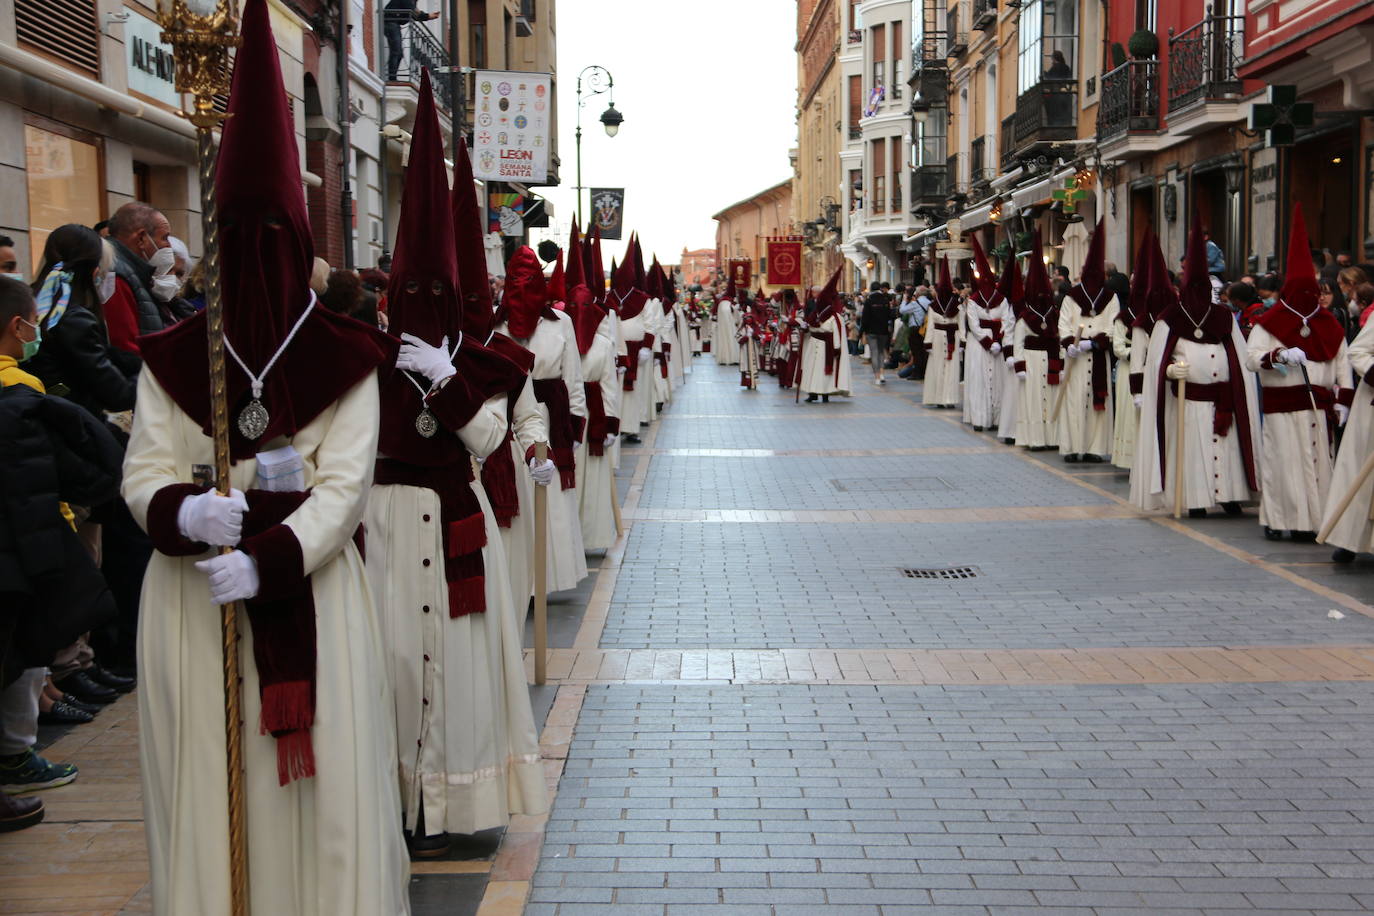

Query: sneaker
[0,750,79,794]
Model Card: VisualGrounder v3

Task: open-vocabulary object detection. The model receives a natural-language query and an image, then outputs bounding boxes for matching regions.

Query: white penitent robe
[577,317,621,551]
[962,296,1009,428]
[496,314,589,592]
[649,301,673,404]
[499,379,546,613]
[1110,318,1139,469]
[366,394,547,837]
[674,304,693,376]
[995,318,1021,443]
[923,306,964,408]
[1131,320,1261,513]
[123,371,410,916]
[1011,312,1060,449]
[1322,319,1374,552]
[712,300,740,365]
[1056,293,1120,458]
[1246,326,1353,533]
[799,312,852,396]
[617,309,655,432]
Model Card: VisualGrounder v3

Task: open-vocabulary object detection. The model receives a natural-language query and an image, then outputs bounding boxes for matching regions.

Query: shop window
[24,122,103,273]
[16,0,100,79]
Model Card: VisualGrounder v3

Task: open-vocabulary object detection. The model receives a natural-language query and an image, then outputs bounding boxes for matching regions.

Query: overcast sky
[528,0,798,268]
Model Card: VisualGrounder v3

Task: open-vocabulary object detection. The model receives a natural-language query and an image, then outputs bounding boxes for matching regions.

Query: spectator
[322,268,368,320]
[1254,274,1282,316]
[1337,266,1368,311]
[1104,260,1130,306]
[1045,50,1072,79]
[899,285,931,380]
[383,1,440,82]
[310,256,331,297]
[860,283,894,383]
[1354,282,1374,327]
[1318,278,1355,342]
[0,236,19,281]
[1203,230,1225,278]
[1227,281,1261,334]
[106,201,176,346]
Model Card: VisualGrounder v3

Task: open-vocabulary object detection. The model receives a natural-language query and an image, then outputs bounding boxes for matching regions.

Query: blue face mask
[18,317,41,362]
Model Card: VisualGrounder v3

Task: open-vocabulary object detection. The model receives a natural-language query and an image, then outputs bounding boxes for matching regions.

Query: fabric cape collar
[1253,299,1344,361]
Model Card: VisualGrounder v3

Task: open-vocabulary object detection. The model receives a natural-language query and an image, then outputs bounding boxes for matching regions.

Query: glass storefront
[24,123,102,273]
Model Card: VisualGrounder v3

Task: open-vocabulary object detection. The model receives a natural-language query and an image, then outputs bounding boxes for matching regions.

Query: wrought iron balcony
[946,6,967,57]
[848,125,862,140]
[969,135,986,176]
[972,0,997,31]
[389,22,453,111]
[1000,113,1016,169]
[1168,8,1244,112]
[1012,79,1077,146]
[1096,60,1159,139]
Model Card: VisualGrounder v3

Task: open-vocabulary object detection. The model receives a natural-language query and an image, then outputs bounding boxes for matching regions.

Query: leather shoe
[1189,508,1207,519]
[54,671,118,705]
[38,700,95,726]
[60,695,102,715]
[89,665,136,693]
[1220,501,1244,517]
[0,790,43,833]
[1332,547,1356,564]
[1291,530,1318,543]
[1263,526,1283,541]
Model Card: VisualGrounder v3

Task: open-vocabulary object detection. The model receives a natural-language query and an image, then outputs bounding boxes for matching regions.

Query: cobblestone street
[526,359,1374,915]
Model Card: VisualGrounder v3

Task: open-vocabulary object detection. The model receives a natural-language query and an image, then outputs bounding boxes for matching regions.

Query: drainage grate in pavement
[900,565,981,579]
[831,476,952,492]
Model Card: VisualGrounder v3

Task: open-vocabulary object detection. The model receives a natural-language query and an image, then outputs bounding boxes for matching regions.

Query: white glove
[1078,338,1093,353]
[616,365,627,376]
[178,488,248,547]
[637,346,653,364]
[603,433,618,449]
[1280,347,1308,366]
[1065,343,1081,358]
[1166,361,1190,381]
[745,327,753,338]
[1337,404,1351,426]
[1016,371,1027,381]
[1133,393,1143,409]
[990,342,1002,355]
[397,333,456,384]
[194,551,260,605]
[529,456,556,486]
[798,320,809,330]
[1005,356,1016,369]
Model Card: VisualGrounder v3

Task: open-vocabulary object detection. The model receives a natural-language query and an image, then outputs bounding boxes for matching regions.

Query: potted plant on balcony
[1128,29,1159,60]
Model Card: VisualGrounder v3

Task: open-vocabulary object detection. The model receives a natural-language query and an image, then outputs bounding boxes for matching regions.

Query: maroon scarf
[532,378,579,489]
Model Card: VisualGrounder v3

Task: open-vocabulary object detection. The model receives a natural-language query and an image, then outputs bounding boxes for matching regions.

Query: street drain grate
[900,566,981,580]
[831,477,952,492]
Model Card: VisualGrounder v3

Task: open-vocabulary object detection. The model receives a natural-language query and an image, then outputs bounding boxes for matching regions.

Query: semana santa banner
[766,240,803,286]
[471,70,552,183]
[590,187,625,240]
[728,258,752,290]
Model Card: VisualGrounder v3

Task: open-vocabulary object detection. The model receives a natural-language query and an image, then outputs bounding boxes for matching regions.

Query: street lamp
[575,64,623,225]
[153,2,245,913]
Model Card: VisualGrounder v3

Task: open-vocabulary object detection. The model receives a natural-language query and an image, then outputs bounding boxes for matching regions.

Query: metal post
[338,4,355,270]
[575,122,583,225]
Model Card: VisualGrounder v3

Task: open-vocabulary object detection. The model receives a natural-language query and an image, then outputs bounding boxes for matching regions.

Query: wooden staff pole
[533,441,549,685]
[1318,447,1374,544]
[1173,376,1188,520]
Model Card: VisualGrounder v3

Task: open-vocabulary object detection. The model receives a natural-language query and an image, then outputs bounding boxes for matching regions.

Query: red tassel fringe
[448,575,486,617]
[274,728,316,786]
[260,680,314,733]
[447,513,487,557]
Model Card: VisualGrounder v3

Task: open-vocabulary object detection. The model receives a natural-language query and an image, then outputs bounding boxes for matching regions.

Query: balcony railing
[389,22,453,111]
[1012,78,1077,145]
[970,135,985,175]
[972,0,997,31]
[1168,8,1244,111]
[912,164,949,208]
[848,125,862,140]
[1000,113,1016,168]
[970,136,994,192]
[1096,60,1160,138]
[946,152,966,189]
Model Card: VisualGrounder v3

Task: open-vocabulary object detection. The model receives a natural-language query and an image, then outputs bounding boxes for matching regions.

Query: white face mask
[151,272,180,302]
[149,245,176,275]
[98,270,117,303]
[1,272,24,282]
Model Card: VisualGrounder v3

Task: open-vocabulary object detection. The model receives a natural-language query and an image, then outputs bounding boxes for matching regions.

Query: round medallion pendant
[415,408,439,438]
[237,399,270,440]
[1193,328,1204,339]
[1300,325,1312,338]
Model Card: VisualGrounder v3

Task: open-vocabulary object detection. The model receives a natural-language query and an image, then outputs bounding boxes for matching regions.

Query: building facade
[713,179,794,293]
[795,0,846,289]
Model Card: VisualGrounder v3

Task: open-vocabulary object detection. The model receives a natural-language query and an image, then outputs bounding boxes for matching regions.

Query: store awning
[1009,165,1076,212]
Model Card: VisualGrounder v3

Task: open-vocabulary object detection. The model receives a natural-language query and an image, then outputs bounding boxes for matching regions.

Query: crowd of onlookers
[0,203,404,834]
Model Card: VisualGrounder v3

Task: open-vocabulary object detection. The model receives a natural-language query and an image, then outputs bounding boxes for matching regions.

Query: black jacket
[0,385,123,685]
[27,295,140,422]
[860,293,894,335]
[111,238,168,337]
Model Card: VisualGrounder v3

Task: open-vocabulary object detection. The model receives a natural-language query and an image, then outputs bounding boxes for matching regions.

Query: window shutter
[848,74,862,128]
[16,0,100,79]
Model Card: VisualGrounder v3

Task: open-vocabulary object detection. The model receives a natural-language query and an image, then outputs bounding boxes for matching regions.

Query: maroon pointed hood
[1078,217,1107,299]
[609,245,647,318]
[495,246,554,339]
[932,256,958,316]
[139,0,395,461]
[1131,230,1176,334]
[631,235,647,289]
[970,235,997,302]
[388,69,461,345]
[589,225,605,304]
[1255,201,1344,360]
[1121,227,1154,326]
[452,137,494,338]
[815,265,843,322]
[1024,231,1055,314]
[996,250,1024,316]
[723,275,738,303]
[646,256,665,301]
[566,217,587,292]
[1159,208,1230,339]
[547,250,566,305]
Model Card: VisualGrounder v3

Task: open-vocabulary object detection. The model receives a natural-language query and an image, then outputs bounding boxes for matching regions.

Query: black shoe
[53,671,118,706]
[1263,526,1283,541]
[1189,508,1207,519]
[1291,530,1318,543]
[89,665,136,693]
[821,395,830,403]
[0,791,43,833]
[58,695,102,715]
[655,403,663,413]
[1001,438,1015,445]
[973,425,985,432]
[406,829,452,859]
[1333,548,1356,564]
[1220,501,1244,518]
[622,433,641,444]
[805,394,818,402]
[1082,454,1104,463]
[38,700,95,726]
[1063,454,1081,463]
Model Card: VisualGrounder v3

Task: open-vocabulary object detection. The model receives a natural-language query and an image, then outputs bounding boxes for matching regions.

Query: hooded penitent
[1153,208,1258,490]
[547,251,567,307]
[722,275,737,304]
[1254,202,1343,362]
[997,247,1025,317]
[929,256,961,360]
[375,69,528,623]
[452,137,495,339]
[1018,230,1064,385]
[812,265,845,384]
[565,219,616,454]
[608,248,649,320]
[139,0,399,786]
[1121,227,1155,328]
[970,235,1001,308]
[588,225,606,304]
[1067,219,1110,314]
[1131,230,1176,336]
